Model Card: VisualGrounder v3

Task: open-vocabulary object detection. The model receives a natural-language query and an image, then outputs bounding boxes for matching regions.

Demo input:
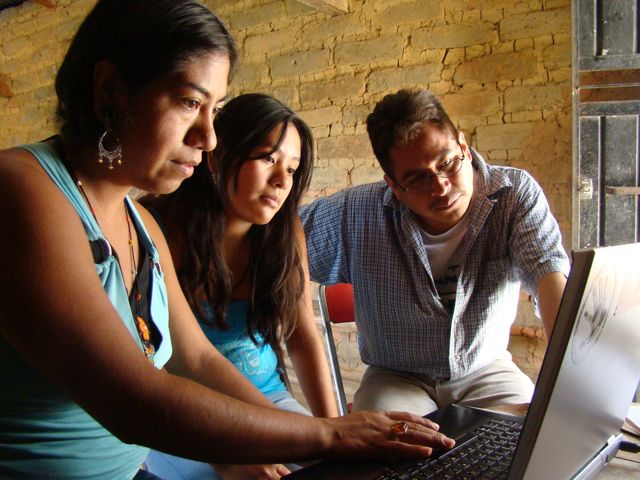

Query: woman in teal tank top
[142,94,339,479]
[0,0,453,478]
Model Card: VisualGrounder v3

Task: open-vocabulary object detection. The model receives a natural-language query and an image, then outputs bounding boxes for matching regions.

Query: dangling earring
[97,106,123,170]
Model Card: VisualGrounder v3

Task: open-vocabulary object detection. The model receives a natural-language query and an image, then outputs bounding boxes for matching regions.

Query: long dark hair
[142,93,314,348]
[55,0,236,148]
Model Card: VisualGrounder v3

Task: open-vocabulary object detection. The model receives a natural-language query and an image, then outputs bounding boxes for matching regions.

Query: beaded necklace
[73,175,156,362]
[123,199,156,361]
[123,204,138,290]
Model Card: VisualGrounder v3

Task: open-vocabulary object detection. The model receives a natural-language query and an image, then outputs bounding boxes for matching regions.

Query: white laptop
[285,242,640,479]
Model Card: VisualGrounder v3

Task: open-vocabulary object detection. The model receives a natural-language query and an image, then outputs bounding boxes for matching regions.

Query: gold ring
[390,421,409,440]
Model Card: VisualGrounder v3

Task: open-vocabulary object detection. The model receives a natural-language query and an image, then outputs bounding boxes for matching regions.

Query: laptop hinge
[571,433,623,480]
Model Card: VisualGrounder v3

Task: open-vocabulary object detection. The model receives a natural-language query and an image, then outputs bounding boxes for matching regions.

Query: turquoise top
[199,300,286,395]
[0,142,171,479]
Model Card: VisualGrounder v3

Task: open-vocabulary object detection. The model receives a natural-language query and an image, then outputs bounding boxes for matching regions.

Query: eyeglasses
[392,146,466,194]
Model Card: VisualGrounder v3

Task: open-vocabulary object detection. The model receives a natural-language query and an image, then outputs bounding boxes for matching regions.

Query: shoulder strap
[19,142,104,243]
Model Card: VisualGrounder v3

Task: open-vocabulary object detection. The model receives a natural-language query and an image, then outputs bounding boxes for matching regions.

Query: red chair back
[324,283,355,324]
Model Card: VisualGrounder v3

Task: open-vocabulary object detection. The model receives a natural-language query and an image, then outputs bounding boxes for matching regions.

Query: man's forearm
[537,271,568,339]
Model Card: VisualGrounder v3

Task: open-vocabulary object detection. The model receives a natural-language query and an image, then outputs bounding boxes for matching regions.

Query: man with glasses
[300,89,569,415]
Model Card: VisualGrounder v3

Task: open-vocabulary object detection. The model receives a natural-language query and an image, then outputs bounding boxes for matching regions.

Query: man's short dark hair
[366,89,458,176]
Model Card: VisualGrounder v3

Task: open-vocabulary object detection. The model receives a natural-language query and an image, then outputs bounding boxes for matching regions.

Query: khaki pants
[353,358,534,416]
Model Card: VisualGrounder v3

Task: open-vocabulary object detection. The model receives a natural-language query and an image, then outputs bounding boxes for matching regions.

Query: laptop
[285,242,640,479]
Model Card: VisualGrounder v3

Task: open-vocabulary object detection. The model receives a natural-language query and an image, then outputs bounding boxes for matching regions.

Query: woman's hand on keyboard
[323,410,455,460]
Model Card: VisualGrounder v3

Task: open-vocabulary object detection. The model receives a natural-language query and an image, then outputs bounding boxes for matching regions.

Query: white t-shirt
[421,214,469,315]
[422,176,478,314]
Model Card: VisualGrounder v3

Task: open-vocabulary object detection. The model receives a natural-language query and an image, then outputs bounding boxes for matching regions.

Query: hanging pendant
[144,344,156,362]
[135,315,150,341]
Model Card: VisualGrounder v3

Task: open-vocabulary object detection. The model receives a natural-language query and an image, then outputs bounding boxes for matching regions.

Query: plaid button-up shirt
[300,152,569,380]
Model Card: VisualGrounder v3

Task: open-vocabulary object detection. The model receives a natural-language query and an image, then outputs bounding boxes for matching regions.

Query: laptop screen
[285,243,640,480]
[510,243,640,479]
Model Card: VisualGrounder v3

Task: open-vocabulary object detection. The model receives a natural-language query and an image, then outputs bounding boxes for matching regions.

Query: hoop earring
[97,106,123,170]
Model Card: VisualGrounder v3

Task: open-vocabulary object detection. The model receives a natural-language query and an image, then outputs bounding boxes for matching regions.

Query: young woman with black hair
[142,93,337,479]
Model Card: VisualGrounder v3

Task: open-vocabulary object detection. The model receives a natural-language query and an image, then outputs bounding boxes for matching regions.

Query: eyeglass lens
[404,150,465,192]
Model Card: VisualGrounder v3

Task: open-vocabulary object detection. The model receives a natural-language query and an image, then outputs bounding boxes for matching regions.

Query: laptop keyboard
[376,418,522,480]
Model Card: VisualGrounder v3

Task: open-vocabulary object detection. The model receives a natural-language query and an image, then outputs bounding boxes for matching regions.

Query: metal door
[573,0,640,248]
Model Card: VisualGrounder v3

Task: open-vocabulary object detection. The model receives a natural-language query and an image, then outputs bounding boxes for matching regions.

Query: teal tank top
[0,142,172,479]
[198,301,286,395]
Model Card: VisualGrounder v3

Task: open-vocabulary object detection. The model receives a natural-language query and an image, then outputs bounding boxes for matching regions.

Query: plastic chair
[318,283,355,416]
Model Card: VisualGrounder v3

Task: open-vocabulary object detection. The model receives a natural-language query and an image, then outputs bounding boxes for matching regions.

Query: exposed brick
[443,47,466,66]
[354,123,367,136]
[317,134,372,160]
[228,2,285,30]
[514,38,534,51]
[487,149,509,161]
[481,8,504,23]
[53,17,84,43]
[372,1,442,29]
[232,60,270,86]
[510,111,543,122]
[300,74,365,107]
[270,48,330,78]
[6,15,44,38]
[463,8,483,22]
[0,76,12,97]
[493,41,516,54]
[335,157,355,170]
[268,83,300,110]
[448,0,521,8]
[476,121,539,151]
[0,95,9,110]
[549,67,571,83]
[412,22,497,49]
[2,36,30,57]
[33,0,56,7]
[331,123,347,136]
[283,0,317,16]
[243,26,300,58]
[206,0,230,12]
[308,166,350,191]
[440,89,502,118]
[302,12,369,44]
[504,84,570,112]
[19,104,40,124]
[553,32,571,45]
[428,80,454,96]
[30,85,53,104]
[533,35,554,49]
[64,0,97,18]
[500,8,571,40]
[314,125,332,141]
[465,44,490,59]
[351,164,384,186]
[335,35,403,67]
[543,44,571,70]
[342,104,371,127]
[504,3,537,16]
[293,0,348,14]
[367,64,441,93]
[544,0,571,8]
[453,52,537,84]
[299,105,342,127]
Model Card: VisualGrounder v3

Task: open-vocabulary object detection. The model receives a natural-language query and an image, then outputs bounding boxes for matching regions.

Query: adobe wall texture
[214,0,572,246]
[0,0,572,405]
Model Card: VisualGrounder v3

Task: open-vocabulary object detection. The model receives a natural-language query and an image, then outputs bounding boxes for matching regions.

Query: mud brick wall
[0,0,572,407]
